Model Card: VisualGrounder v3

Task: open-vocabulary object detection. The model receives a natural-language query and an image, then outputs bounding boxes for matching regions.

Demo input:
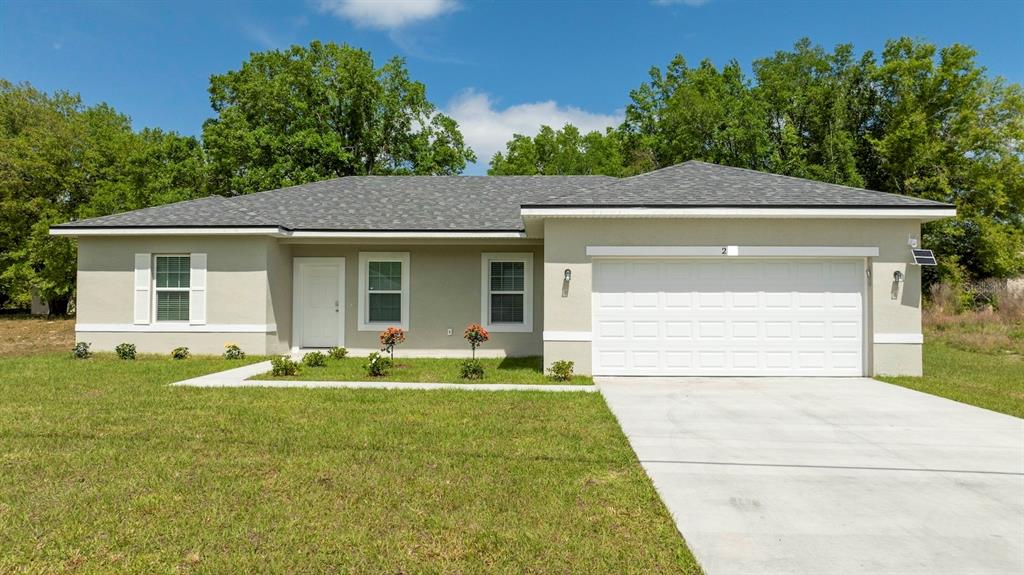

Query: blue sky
[2,0,1022,174]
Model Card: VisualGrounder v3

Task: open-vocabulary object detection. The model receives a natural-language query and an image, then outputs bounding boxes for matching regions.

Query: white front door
[592,258,865,376]
[295,258,345,349]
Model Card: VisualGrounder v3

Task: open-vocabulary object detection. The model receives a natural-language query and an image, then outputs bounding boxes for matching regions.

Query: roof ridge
[685,160,949,205]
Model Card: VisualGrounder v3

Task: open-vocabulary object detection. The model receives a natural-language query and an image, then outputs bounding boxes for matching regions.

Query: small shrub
[548,360,574,382]
[223,343,245,360]
[302,351,327,367]
[463,323,490,359]
[115,342,136,360]
[379,327,406,360]
[271,356,300,377]
[364,351,393,377]
[171,346,190,360]
[72,342,92,359]
[328,346,348,360]
[459,359,485,380]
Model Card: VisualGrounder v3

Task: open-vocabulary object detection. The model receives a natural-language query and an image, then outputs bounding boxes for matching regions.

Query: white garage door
[592,258,865,376]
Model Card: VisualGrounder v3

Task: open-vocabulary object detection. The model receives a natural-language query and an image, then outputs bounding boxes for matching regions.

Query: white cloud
[445,89,623,170]
[317,0,459,30]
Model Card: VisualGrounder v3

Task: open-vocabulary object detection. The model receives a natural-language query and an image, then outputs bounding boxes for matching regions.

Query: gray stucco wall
[541,218,924,376]
[286,243,544,357]
[75,237,544,357]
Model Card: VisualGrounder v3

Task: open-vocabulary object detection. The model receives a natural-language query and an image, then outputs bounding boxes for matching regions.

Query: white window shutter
[189,253,207,325]
[133,253,151,324]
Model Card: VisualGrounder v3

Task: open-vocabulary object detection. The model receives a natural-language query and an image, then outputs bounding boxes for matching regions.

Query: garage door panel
[592,258,864,376]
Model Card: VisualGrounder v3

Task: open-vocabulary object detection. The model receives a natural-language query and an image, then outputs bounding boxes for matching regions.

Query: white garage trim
[874,333,924,344]
[543,331,593,342]
[587,246,880,257]
[523,207,956,221]
[76,323,276,333]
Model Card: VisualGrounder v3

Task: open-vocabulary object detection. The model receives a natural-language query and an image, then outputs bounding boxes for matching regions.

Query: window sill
[482,322,533,333]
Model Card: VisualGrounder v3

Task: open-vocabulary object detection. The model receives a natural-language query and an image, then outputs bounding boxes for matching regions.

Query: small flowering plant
[223,343,245,360]
[463,323,490,359]
[379,327,406,360]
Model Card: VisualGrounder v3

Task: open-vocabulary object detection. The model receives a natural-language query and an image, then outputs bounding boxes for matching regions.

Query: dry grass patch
[0,315,75,357]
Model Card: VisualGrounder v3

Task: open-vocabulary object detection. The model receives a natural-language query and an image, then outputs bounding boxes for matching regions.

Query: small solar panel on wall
[912,249,937,266]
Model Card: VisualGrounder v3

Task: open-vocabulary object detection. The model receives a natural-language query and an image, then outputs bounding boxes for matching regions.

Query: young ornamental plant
[72,342,92,359]
[364,351,393,377]
[115,342,137,360]
[379,327,406,361]
[302,351,327,367]
[547,360,575,382]
[463,323,490,359]
[223,343,245,360]
[171,346,191,360]
[459,359,485,380]
[271,356,300,377]
[328,346,348,360]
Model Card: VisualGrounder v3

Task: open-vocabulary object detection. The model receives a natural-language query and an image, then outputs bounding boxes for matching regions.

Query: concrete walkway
[172,361,595,392]
[598,376,1024,575]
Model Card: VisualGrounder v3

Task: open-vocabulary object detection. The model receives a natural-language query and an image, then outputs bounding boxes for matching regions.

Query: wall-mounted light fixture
[564,268,572,282]
[893,270,904,283]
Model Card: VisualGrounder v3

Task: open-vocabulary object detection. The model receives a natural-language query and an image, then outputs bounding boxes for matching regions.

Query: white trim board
[543,331,592,342]
[76,323,276,333]
[586,245,880,258]
[51,227,528,239]
[874,333,924,344]
[523,207,956,221]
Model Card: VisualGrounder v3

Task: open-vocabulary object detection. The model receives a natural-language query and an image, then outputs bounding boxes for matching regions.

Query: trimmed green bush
[171,347,190,360]
[364,352,393,377]
[459,359,485,380]
[223,344,246,360]
[303,351,327,367]
[72,342,92,359]
[328,346,348,360]
[115,343,136,360]
[547,360,574,382]
[271,356,300,376]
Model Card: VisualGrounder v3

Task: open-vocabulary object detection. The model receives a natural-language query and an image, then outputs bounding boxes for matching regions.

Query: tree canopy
[203,41,475,196]
[491,37,1024,283]
[0,81,207,313]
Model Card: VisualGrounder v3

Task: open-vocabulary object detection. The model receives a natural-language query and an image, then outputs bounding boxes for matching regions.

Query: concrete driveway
[598,377,1024,575]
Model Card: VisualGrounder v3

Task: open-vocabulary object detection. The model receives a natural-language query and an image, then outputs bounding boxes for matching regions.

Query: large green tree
[0,81,207,313]
[488,124,630,176]
[504,38,1023,284]
[203,41,475,196]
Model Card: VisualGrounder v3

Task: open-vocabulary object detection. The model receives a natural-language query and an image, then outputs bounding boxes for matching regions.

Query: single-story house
[51,161,955,376]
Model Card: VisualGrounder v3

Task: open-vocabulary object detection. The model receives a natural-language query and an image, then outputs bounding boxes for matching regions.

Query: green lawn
[253,355,595,385]
[879,340,1024,418]
[0,353,697,573]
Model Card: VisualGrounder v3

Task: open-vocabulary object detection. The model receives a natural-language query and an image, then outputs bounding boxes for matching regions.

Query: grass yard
[880,339,1024,418]
[879,311,1024,418]
[0,353,698,573]
[254,355,595,385]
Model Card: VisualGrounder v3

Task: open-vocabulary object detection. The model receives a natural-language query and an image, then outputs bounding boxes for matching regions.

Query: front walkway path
[598,376,1024,575]
[172,361,596,392]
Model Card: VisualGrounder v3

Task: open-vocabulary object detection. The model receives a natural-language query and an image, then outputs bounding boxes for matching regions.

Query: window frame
[152,254,191,323]
[480,252,533,333]
[357,252,410,331]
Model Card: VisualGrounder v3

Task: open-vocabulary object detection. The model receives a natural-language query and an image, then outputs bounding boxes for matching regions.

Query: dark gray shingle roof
[525,161,952,208]
[53,161,951,232]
